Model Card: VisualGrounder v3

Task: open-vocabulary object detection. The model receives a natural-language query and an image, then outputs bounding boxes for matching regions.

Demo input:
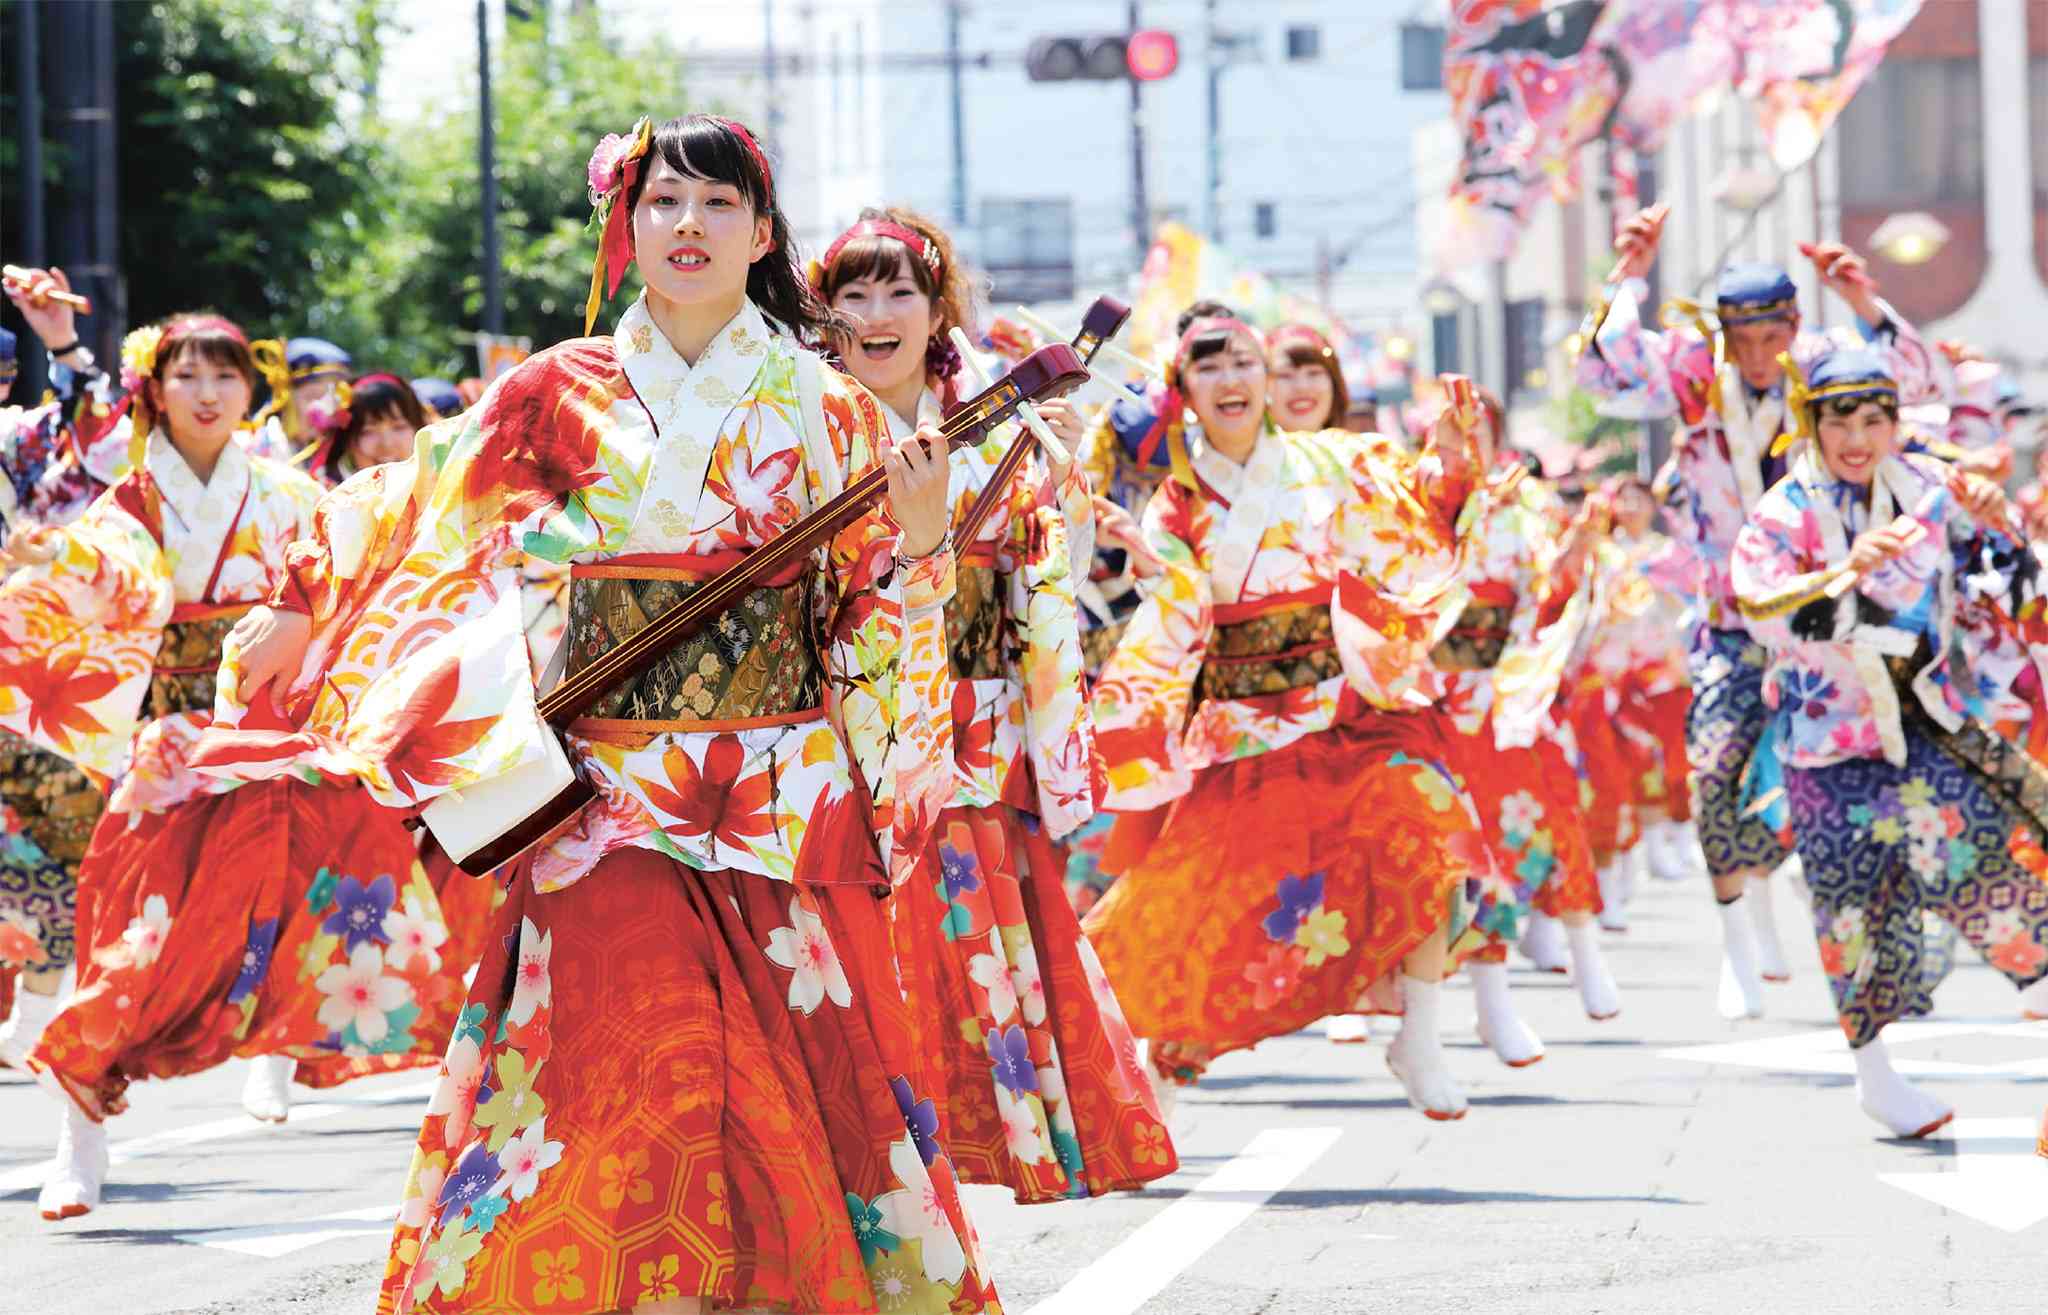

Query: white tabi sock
[1386,976,1468,1120]
[241,1055,297,1124]
[1853,1036,1953,1138]
[1566,920,1621,1020]
[1717,897,1766,1020]
[1748,874,1792,982]
[1517,911,1570,974]
[37,1091,108,1221]
[1469,960,1544,1066]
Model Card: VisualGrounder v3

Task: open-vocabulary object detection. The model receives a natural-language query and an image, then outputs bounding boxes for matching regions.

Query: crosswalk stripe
[0,1078,434,1196]
[1024,1126,1343,1315]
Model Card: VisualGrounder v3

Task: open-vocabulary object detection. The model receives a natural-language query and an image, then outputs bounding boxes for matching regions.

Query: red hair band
[350,372,408,393]
[708,116,776,209]
[164,313,250,347]
[1267,323,1335,358]
[1168,316,1260,384]
[819,220,944,282]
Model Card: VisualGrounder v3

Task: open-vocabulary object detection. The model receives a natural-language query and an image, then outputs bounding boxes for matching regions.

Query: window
[1285,25,1319,62]
[1838,57,1983,207]
[1253,202,1277,239]
[1431,311,1462,377]
[1504,298,1545,399]
[979,198,1075,303]
[1400,22,1445,92]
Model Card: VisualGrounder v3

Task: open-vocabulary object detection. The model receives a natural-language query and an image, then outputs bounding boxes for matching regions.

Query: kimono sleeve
[809,369,956,885]
[1090,479,1210,810]
[1732,488,1837,652]
[1328,434,1459,712]
[0,488,171,782]
[194,344,628,806]
[1000,459,1101,839]
[1576,278,1709,424]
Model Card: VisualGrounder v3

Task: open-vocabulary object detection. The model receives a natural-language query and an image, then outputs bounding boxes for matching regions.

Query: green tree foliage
[323,6,703,377]
[5,1,706,380]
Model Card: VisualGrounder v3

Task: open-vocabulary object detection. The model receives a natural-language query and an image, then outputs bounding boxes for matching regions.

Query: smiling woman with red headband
[212,114,998,1315]
[1079,305,1518,1121]
[817,206,1176,1206]
[1265,322,1348,434]
[0,311,468,1221]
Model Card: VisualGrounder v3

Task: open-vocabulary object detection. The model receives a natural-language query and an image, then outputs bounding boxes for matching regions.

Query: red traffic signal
[1025,31,1180,82]
[1126,29,1179,81]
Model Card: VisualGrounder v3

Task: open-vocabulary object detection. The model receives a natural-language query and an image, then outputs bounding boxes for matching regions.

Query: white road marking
[0,1079,435,1195]
[1661,1020,2048,1079]
[1878,1118,2048,1233]
[1023,1126,1342,1315]
[175,1203,397,1257]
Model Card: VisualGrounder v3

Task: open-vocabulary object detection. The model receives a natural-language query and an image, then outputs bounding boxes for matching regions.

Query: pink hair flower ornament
[583,116,655,334]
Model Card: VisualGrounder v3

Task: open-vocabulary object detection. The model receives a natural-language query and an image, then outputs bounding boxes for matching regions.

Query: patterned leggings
[1785,730,2048,1047]
[1686,628,1792,880]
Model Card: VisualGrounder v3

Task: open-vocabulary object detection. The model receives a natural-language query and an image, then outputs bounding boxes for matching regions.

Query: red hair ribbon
[164,314,250,347]
[818,219,944,285]
[1266,322,1335,357]
[707,116,776,209]
[349,372,408,394]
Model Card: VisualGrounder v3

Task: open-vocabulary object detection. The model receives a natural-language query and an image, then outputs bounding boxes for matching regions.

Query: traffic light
[1025,30,1180,83]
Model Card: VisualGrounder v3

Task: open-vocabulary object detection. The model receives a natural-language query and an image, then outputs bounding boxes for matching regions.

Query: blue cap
[286,337,353,382]
[0,327,15,386]
[1804,346,1896,407]
[1715,262,1799,326]
[412,377,461,416]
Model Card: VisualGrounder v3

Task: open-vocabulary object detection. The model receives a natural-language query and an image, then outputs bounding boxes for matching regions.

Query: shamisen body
[210,114,1002,1315]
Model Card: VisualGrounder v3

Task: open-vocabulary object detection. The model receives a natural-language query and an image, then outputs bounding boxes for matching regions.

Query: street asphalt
[2,871,2043,1314]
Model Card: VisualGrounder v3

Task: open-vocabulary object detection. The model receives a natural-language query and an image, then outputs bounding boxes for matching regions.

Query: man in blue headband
[1574,205,1940,1025]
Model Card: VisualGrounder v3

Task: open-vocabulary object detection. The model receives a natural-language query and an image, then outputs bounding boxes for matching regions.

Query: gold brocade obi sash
[566,553,824,734]
[1430,584,1515,672]
[150,602,253,720]
[0,730,104,868]
[944,547,1005,681]
[1197,585,1340,703]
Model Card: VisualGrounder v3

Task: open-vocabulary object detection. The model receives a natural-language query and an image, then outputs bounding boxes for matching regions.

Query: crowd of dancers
[1,110,2046,1315]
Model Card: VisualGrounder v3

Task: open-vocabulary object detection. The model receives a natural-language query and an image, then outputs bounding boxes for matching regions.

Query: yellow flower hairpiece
[119,324,166,393]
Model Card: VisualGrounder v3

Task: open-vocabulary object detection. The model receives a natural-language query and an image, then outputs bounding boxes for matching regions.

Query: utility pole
[16,0,47,398]
[947,1,968,228]
[762,0,783,143]
[1127,0,1151,266]
[478,0,503,334]
[47,1,120,364]
[1205,0,1221,243]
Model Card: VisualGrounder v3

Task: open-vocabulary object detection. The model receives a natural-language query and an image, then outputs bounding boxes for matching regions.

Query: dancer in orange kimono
[1082,308,1515,1122]
[214,114,1003,1314]
[0,312,466,1220]
[817,207,1175,1202]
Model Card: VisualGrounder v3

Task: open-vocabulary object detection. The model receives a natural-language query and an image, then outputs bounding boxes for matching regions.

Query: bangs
[158,329,255,385]
[821,234,935,297]
[1278,341,1330,371]
[1184,328,1243,365]
[653,116,771,213]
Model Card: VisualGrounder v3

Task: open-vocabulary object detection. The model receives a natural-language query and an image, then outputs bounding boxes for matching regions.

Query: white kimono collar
[147,428,252,603]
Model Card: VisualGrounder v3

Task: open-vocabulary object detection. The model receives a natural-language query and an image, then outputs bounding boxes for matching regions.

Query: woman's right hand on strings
[1,266,78,351]
[231,605,313,708]
[884,424,953,559]
[1845,525,1914,577]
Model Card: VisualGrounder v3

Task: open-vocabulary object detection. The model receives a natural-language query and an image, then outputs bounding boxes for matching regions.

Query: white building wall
[764,1,1446,329]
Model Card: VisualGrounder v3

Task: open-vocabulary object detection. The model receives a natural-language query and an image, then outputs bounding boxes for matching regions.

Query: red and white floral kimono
[1080,424,1492,1084]
[193,297,1002,1314]
[878,389,1174,1204]
[1432,466,1602,947]
[0,430,465,1117]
